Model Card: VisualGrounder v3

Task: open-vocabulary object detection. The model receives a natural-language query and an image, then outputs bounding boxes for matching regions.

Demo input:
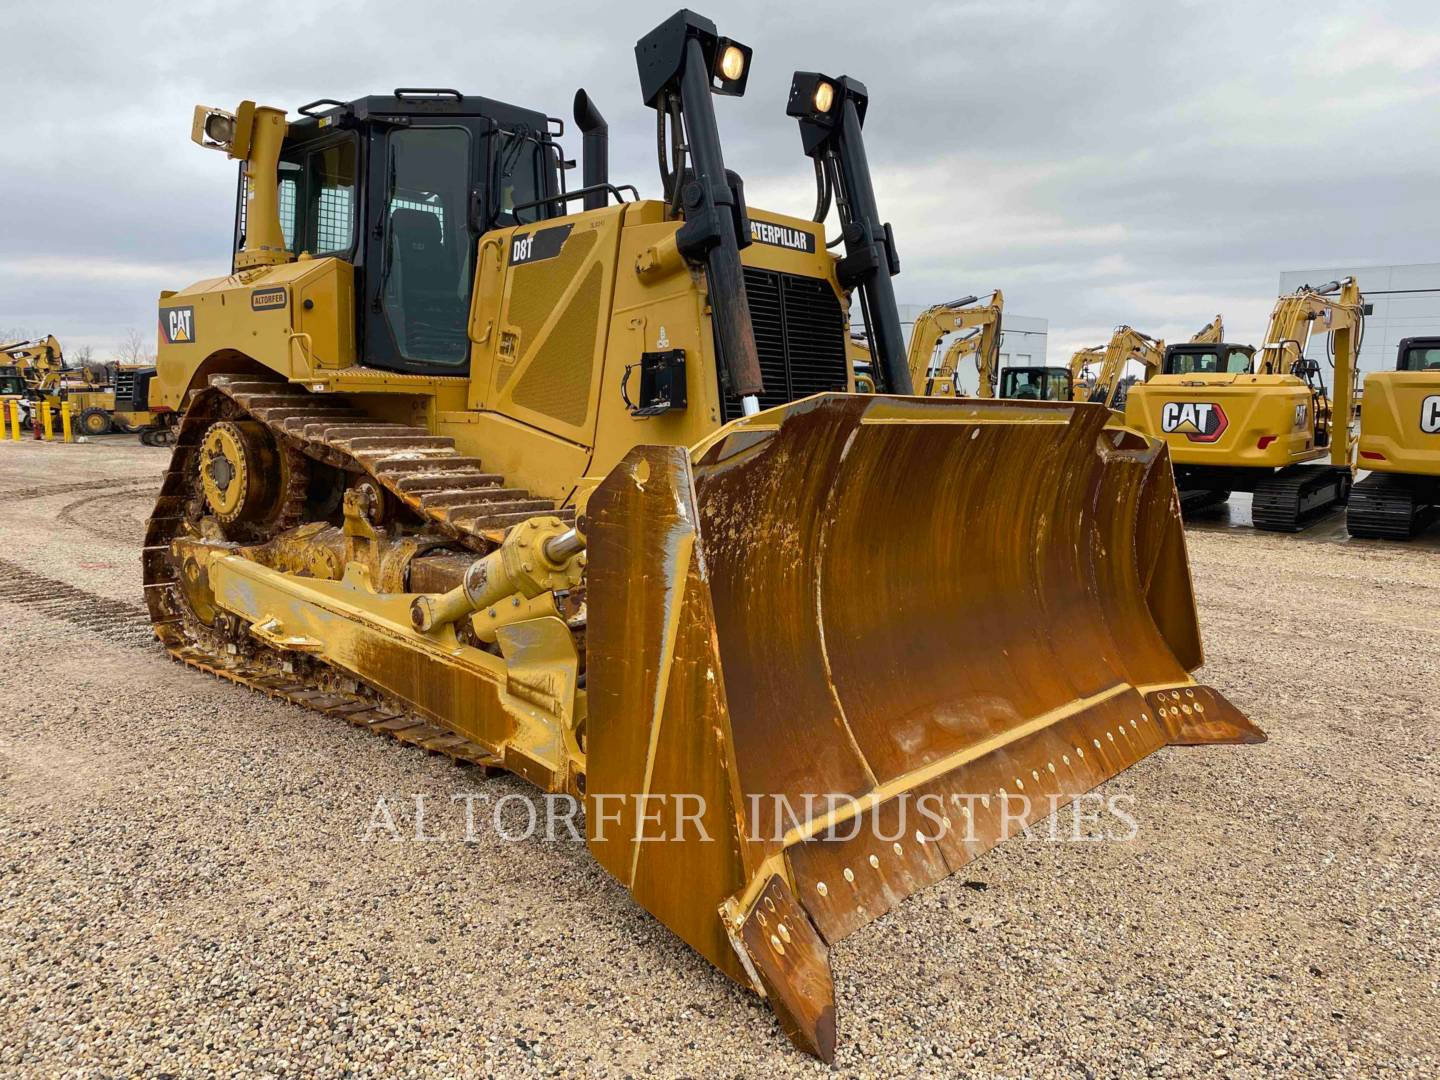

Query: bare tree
[117,328,154,367]
[69,343,94,368]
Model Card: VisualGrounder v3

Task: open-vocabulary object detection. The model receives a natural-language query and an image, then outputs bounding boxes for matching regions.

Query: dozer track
[1252,464,1351,532]
[141,372,573,765]
[1346,472,1439,540]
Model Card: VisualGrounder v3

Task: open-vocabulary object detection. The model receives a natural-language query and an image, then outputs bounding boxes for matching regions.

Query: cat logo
[1294,402,1308,429]
[1160,401,1228,442]
[250,287,287,312]
[159,305,196,345]
[1422,395,1440,434]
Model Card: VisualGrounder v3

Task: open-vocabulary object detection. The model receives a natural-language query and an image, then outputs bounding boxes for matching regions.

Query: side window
[306,141,357,254]
[382,127,474,366]
[1225,348,1253,374]
[235,161,300,261]
[278,165,299,250]
[492,131,543,225]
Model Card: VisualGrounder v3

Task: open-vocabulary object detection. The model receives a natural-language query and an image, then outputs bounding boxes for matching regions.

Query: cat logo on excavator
[1422,394,1440,434]
[1161,400,1228,442]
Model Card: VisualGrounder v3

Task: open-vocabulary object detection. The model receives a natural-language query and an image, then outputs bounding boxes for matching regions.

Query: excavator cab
[1163,343,1255,376]
[999,365,1072,400]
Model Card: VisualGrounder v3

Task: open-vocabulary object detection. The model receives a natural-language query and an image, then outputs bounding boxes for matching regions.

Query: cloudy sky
[3,0,1438,369]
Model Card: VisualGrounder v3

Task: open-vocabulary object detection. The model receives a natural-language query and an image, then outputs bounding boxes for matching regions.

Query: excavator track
[1178,487,1231,515]
[1252,464,1351,532]
[1346,472,1439,540]
[141,372,575,769]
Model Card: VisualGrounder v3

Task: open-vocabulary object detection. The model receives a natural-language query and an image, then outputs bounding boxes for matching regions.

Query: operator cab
[232,90,564,375]
[1397,337,1440,371]
[1000,366,1072,401]
[1163,342,1256,376]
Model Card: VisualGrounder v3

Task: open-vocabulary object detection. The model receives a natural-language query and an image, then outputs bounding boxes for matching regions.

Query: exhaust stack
[573,89,610,212]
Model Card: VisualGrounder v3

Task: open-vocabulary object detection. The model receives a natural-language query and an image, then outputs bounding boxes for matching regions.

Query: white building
[895,303,1048,395]
[1278,263,1440,381]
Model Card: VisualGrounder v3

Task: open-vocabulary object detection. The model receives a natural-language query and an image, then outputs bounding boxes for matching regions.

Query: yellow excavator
[903,291,1004,396]
[1348,336,1440,538]
[1068,326,1166,410]
[143,11,1260,1060]
[1126,280,1367,531]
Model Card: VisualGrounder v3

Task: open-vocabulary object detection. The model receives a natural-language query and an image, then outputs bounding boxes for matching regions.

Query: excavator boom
[900,291,1004,396]
[1070,325,1164,410]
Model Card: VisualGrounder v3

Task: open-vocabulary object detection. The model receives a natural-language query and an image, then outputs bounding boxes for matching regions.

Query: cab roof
[288,91,554,139]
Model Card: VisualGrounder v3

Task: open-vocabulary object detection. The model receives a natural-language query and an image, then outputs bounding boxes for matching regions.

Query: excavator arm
[1256,278,1366,464]
[905,290,1004,396]
[1070,327,1165,409]
[1,335,67,392]
[1189,315,1224,345]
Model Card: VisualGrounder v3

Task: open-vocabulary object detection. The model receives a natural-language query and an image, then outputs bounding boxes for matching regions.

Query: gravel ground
[1,436,1437,1078]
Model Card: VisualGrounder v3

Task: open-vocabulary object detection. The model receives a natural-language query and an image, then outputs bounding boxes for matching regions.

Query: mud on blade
[584,393,1261,1061]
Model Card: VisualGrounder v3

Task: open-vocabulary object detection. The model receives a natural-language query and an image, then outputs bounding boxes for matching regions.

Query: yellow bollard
[8,400,21,441]
[41,403,54,441]
[60,403,74,444]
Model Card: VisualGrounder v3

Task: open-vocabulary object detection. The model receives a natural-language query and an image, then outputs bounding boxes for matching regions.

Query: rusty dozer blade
[583,393,1262,1061]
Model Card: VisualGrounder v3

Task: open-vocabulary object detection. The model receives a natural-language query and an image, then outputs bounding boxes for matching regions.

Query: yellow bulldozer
[1126,279,1367,531]
[1348,336,1440,538]
[143,10,1260,1060]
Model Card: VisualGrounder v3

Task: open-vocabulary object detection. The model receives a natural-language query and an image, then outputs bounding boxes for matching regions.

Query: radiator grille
[721,268,849,421]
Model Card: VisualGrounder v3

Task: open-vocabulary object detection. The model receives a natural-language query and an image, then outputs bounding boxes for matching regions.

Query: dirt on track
[1,436,1437,1078]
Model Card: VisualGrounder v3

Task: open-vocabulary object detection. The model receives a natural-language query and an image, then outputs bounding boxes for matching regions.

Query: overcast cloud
[2,0,1438,366]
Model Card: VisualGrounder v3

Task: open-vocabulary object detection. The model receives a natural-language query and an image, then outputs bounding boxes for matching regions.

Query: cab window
[1001,369,1069,400]
[1401,346,1440,371]
[305,141,358,254]
[1167,348,1251,375]
[1168,350,1221,375]
[235,161,300,261]
[380,127,473,366]
[492,130,544,225]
